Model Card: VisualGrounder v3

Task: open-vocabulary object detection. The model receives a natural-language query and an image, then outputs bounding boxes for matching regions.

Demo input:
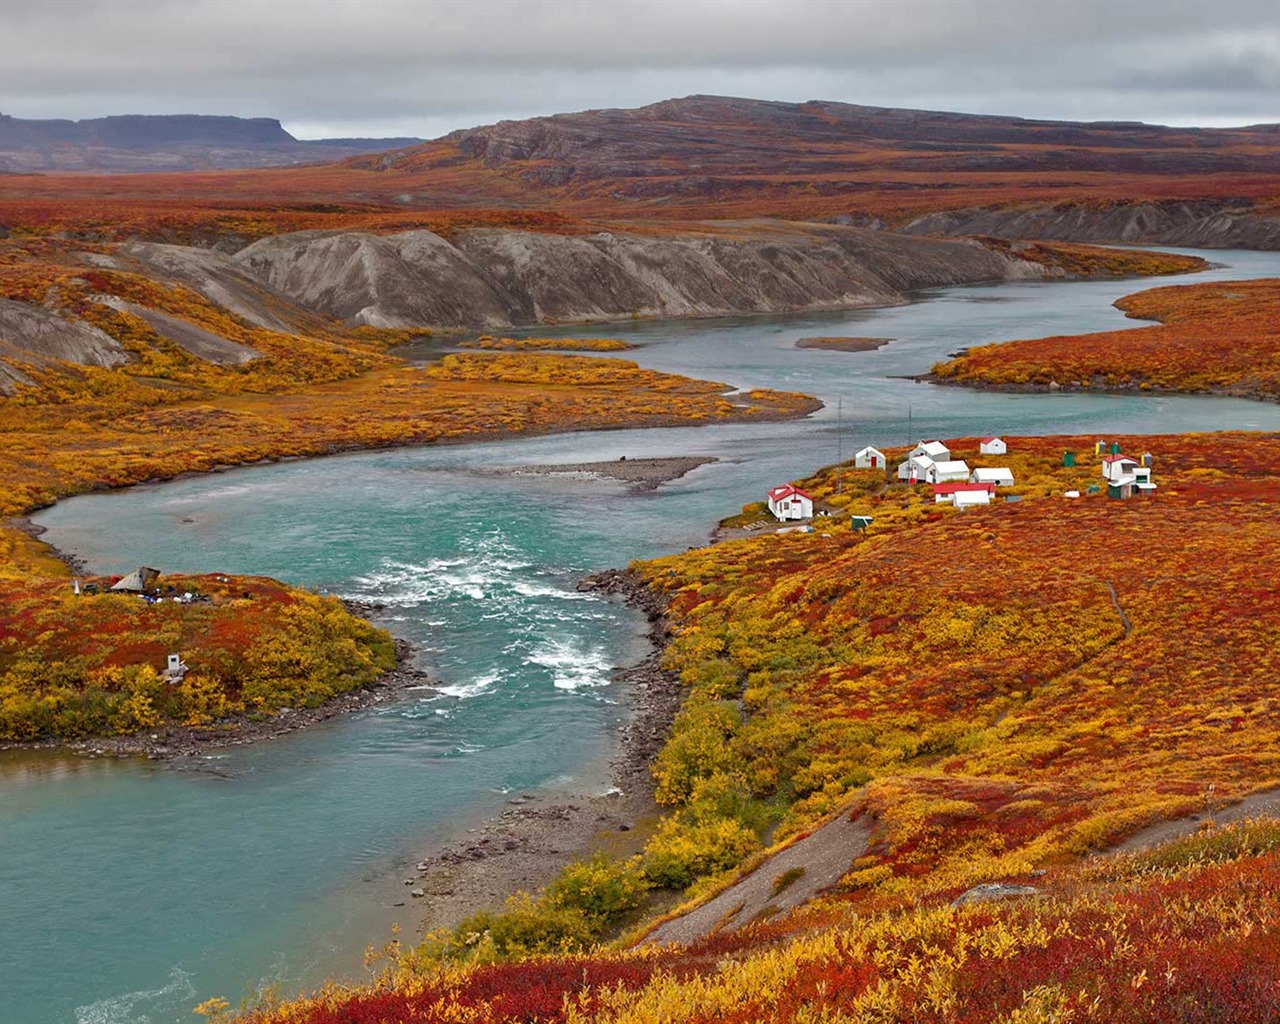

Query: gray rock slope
[234,223,1046,330]
[0,299,127,394]
[901,201,1280,250]
[120,242,299,332]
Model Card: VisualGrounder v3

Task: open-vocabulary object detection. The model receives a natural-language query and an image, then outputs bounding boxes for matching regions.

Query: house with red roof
[1102,453,1141,483]
[980,436,1007,455]
[767,484,814,522]
[933,481,995,509]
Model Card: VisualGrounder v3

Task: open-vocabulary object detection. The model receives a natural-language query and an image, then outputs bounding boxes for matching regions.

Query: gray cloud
[0,0,1277,137]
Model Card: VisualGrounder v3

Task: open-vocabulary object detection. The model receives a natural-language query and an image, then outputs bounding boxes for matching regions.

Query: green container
[1063,451,1076,467]
[1109,442,1122,454]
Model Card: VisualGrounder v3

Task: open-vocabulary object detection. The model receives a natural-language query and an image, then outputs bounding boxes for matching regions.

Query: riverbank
[401,568,681,936]
[10,637,431,760]
[918,370,1280,405]
[927,276,1280,404]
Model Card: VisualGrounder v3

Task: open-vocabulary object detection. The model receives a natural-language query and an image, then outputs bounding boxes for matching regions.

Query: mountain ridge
[0,111,420,173]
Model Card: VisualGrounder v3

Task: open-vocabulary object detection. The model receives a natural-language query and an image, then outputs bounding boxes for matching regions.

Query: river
[6,249,1280,1024]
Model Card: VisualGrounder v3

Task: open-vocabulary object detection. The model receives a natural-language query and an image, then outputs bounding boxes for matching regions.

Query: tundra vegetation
[934,278,1280,401]
[221,430,1280,1023]
[0,236,813,742]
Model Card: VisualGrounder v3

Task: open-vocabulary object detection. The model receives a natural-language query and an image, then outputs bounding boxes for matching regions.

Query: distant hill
[4,95,1280,251]
[367,94,1280,184]
[0,113,419,172]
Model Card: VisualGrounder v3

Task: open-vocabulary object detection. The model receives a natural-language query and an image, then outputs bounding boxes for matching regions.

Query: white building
[853,446,887,470]
[971,467,1015,487]
[897,455,934,482]
[910,440,951,463]
[934,482,995,508]
[928,460,971,484]
[979,436,1007,455]
[767,484,814,521]
[1102,454,1141,482]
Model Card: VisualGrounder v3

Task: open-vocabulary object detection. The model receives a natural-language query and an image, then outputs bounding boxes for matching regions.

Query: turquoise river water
[6,249,1280,1023]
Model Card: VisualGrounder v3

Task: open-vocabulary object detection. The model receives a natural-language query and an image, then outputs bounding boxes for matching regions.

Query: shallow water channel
[7,249,1280,1024]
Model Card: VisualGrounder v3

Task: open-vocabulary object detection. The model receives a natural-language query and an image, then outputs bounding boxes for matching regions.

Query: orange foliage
[637,432,1280,898]
[934,278,1280,399]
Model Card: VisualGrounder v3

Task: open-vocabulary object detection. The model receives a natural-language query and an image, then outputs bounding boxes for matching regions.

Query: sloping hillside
[4,96,1280,243]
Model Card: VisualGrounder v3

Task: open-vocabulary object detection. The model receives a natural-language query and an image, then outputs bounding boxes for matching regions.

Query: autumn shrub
[435,895,597,963]
[545,853,651,927]
[642,815,762,889]
[651,695,743,806]
[423,854,650,963]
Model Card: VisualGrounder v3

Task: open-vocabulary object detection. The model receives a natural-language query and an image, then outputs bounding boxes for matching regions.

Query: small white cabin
[934,482,995,508]
[928,460,971,484]
[853,446,887,470]
[897,455,934,482]
[767,484,814,522]
[910,440,951,463]
[1102,454,1140,482]
[971,467,1015,487]
[979,436,1007,455]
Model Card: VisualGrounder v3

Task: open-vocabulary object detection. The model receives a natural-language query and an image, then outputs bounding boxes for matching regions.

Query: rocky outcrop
[94,297,261,366]
[0,299,127,393]
[901,200,1280,250]
[120,242,301,331]
[233,223,1046,330]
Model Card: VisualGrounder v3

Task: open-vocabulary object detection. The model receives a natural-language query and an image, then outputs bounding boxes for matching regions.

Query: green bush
[546,853,650,926]
[643,815,762,889]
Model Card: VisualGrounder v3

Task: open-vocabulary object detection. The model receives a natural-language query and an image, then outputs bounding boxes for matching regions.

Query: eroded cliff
[233,222,1050,329]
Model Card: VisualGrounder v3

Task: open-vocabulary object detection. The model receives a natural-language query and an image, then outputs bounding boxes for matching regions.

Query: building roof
[854,445,885,456]
[933,482,996,495]
[972,467,1014,480]
[1103,454,1138,465]
[931,460,971,473]
[981,436,1002,444]
[768,484,813,501]
[914,440,950,457]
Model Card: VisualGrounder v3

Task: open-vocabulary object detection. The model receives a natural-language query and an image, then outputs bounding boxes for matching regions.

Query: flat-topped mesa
[0,111,421,172]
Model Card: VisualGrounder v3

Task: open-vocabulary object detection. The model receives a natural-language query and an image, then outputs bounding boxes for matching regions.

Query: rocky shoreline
[399,567,683,935]
[916,371,1280,405]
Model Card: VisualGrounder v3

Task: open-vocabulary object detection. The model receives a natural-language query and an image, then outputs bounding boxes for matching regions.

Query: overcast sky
[1,0,1278,139]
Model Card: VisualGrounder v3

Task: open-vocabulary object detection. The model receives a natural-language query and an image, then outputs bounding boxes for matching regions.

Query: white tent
[110,567,160,593]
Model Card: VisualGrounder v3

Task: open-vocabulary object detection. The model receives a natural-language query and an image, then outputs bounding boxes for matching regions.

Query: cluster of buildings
[896,437,1014,509]
[766,436,1158,526]
[767,437,1017,522]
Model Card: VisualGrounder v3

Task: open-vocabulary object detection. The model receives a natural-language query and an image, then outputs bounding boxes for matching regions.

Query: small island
[795,335,892,352]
